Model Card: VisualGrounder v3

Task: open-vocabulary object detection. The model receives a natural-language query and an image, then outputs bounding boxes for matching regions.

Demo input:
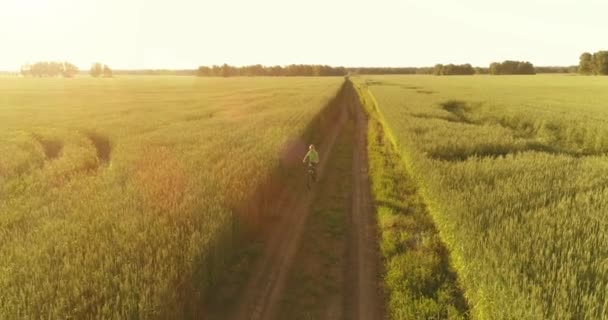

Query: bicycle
[306,162,317,190]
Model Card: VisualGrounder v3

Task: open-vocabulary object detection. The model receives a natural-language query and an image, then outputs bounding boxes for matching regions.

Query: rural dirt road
[231,108,348,320]
[231,82,382,320]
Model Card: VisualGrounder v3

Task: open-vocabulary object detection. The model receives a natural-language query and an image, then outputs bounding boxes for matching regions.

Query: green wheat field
[353,74,608,319]
[1,74,607,319]
[0,76,342,318]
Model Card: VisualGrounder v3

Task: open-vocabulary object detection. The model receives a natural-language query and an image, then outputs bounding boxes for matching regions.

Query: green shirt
[304,149,319,164]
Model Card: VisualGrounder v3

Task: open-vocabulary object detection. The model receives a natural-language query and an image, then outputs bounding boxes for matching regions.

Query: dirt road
[231,108,348,320]
[231,82,382,320]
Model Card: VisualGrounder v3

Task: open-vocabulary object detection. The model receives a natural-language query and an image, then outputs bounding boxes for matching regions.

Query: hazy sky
[1,0,606,70]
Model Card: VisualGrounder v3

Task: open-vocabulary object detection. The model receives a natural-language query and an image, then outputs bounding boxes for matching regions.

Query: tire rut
[231,108,348,320]
[231,80,382,320]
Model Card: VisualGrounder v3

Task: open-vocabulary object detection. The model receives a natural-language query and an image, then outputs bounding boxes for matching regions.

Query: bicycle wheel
[307,170,313,190]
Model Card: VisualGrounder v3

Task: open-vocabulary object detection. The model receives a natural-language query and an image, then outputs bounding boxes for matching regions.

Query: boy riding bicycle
[302,144,319,183]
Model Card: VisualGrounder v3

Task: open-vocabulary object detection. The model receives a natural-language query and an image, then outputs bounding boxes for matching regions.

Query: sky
[0,0,606,70]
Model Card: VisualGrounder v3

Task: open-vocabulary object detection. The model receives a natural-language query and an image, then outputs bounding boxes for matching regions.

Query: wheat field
[353,74,608,319]
[0,76,343,318]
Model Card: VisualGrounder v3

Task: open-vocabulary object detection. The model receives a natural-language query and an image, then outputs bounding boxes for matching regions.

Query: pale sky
[0,0,606,70]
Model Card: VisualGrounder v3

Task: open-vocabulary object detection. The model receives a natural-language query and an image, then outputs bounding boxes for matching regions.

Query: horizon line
[0,63,579,73]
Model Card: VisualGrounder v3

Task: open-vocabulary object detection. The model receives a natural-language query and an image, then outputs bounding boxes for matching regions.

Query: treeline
[197,64,347,77]
[355,62,548,76]
[20,61,78,77]
[578,51,608,75]
[136,63,580,77]
[536,66,577,73]
[197,64,451,77]
[348,67,434,75]
[433,64,475,75]
[431,61,548,75]
[21,60,586,78]
[489,60,535,75]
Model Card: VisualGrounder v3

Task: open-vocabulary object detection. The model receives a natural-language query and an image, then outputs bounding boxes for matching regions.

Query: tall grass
[352,81,468,319]
[352,75,608,319]
[0,76,343,318]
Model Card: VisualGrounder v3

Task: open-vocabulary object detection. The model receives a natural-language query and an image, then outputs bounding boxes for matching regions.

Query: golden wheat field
[0,76,343,318]
[3,74,608,319]
[353,75,608,319]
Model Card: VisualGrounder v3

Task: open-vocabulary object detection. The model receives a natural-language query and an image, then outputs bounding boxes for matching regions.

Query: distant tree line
[489,60,535,75]
[578,51,608,75]
[108,61,581,77]
[535,66,577,73]
[474,67,489,74]
[19,59,588,78]
[20,61,78,77]
[197,64,347,77]
[349,67,427,75]
[196,64,463,77]
[433,64,475,75]
[348,64,575,75]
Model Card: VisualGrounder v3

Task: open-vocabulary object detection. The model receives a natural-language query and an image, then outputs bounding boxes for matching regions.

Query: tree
[489,61,535,75]
[312,65,321,77]
[20,61,78,77]
[489,62,501,75]
[62,62,78,77]
[269,65,283,76]
[592,51,608,75]
[433,63,475,75]
[220,63,231,77]
[516,61,535,74]
[536,66,576,74]
[475,67,489,74]
[576,50,608,75]
[578,53,593,74]
[197,66,212,76]
[433,64,444,75]
[90,63,103,77]
[102,65,113,77]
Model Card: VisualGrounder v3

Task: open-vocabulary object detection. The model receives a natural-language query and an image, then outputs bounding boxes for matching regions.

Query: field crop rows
[0,76,343,318]
[353,75,608,319]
